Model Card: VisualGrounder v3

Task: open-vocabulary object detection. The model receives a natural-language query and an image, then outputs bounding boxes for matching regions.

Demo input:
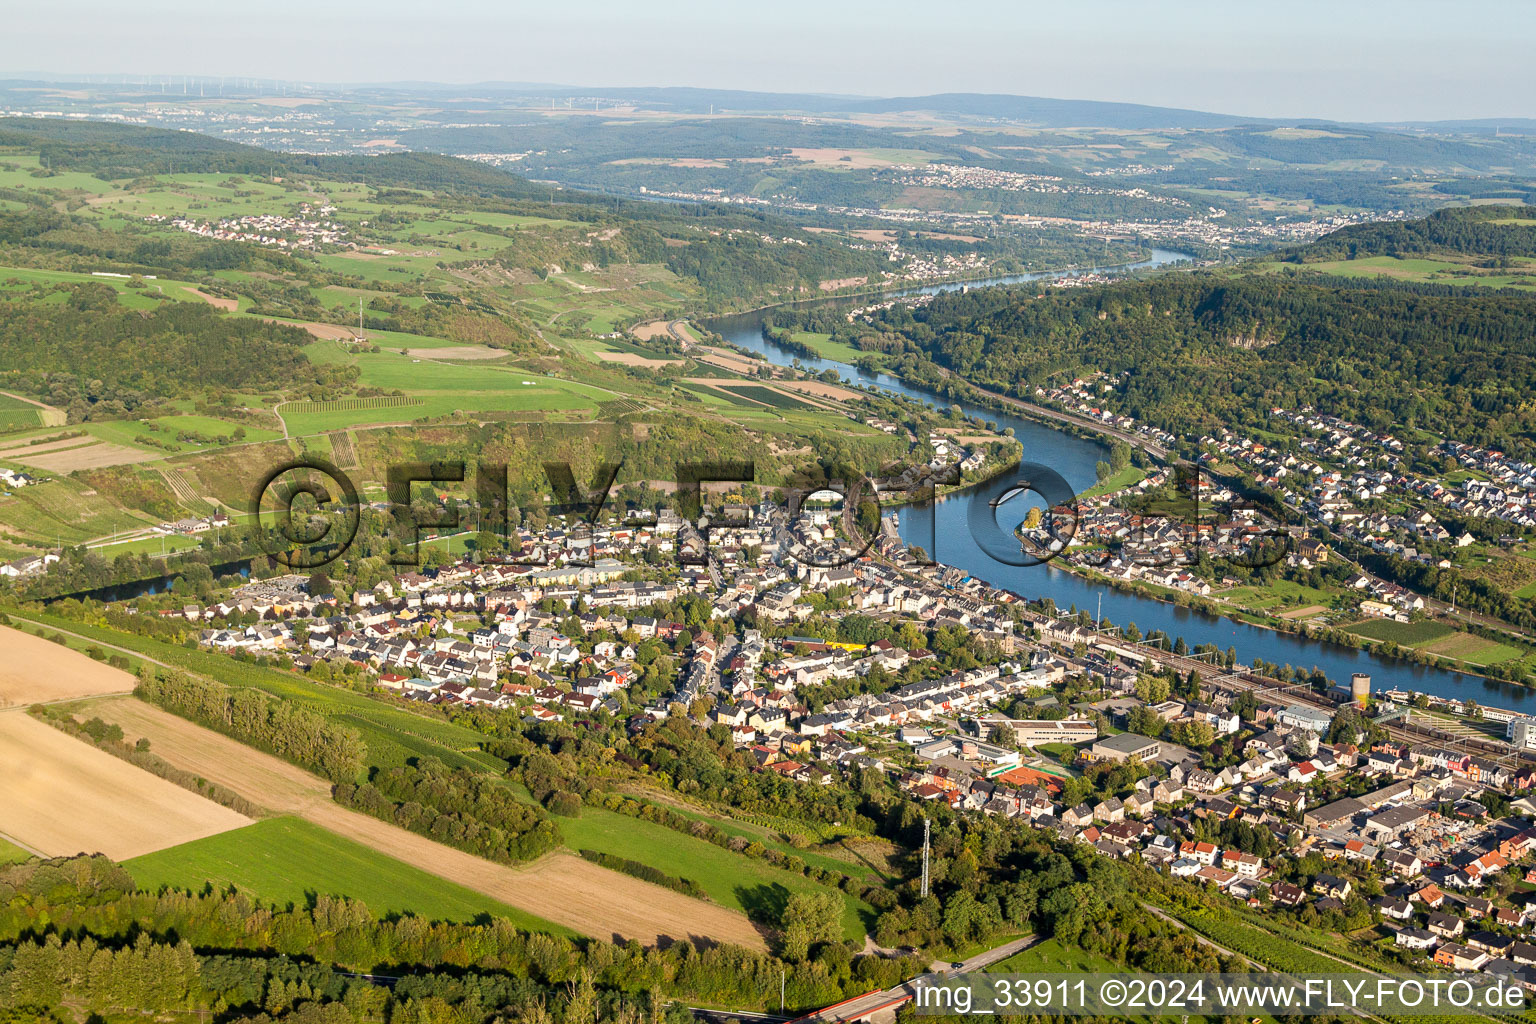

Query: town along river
[704,252,1533,710]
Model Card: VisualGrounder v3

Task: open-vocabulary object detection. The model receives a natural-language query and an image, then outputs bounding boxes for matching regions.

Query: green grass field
[125,816,571,932]
[988,938,1115,974]
[277,350,610,434]
[1298,254,1536,291]
[789,331,874,365]
[0,835,34,865]
[85,532,209,559]
[556,804,873,940]
[1219,578,1336,613]
[1078,465,1147,500]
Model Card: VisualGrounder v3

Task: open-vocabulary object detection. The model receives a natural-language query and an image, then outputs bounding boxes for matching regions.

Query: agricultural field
[0,835,32,865]
[556,803,874,941]
[0,473,165,548]
[0,394,43,432]
[11,610,504,773]
[127,815,571,931]
[0,711,251,860]
[1344,617,1533,670]
[0,263,227,310]
[1271,253,1536,291]
[0,624,137,708]
[79,695,767,948]
[278,351,613,435]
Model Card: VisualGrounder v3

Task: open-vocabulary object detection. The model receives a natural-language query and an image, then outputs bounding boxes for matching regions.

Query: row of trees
[136,667,366,783]
[0,853,916,1019]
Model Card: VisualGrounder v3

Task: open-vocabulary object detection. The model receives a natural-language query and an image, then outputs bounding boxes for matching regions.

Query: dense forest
[0,283,353,418]
[334,757,561,864]
[848,270,1536,451]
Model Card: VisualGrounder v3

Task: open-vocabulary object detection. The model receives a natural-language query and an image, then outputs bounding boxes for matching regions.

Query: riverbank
[709,254,1534,709]
[705,248,1166,320]
[1051,554,1532,691]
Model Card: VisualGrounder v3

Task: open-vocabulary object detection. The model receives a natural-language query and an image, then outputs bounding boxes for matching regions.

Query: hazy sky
[8,0,1534,122]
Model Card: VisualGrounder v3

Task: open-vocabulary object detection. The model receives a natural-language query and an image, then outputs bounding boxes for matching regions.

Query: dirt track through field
[0,625,138,708]
[0,713,251,860]
[90,696,768,949]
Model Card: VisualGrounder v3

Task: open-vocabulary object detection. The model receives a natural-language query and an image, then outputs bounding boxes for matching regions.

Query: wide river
[704,250,1534,710]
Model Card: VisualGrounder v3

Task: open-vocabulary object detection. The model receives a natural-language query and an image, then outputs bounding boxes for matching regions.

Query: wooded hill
[0,118,887,305]
[1283,203,1536,261]
[854,241,1536,451]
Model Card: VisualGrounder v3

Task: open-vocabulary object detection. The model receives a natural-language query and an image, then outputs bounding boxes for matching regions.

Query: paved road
[789,936,1038,1024]
[929,367,1170,462]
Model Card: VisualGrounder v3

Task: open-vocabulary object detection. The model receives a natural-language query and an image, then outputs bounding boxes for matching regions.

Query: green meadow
[556,803,873,941]
[126,816,572,933]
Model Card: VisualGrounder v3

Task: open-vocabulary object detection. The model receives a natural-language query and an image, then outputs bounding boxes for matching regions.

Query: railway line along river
[703,250,1535,712]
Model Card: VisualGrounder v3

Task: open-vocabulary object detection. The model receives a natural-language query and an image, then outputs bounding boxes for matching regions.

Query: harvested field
[694,348,763,375]
[597,351,683,368]
[692,379,836,412]
[1279,604,1329,620]
[0,625,138,708]
[186,288,238,312]
[774,379,859,402]
[91,696,768,949]
[403,346,508,360]
[788,148,912,169]
[13,442,161,472]
[630,320,673,341]
[0,712,251,860]
[262,319,358,341]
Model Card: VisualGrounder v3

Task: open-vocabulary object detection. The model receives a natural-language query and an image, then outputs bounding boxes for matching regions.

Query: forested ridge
[1287,203,1536,261]
[858,270,1536,449]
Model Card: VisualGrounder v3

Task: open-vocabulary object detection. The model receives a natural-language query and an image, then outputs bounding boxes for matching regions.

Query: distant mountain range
[5,74,1534,134]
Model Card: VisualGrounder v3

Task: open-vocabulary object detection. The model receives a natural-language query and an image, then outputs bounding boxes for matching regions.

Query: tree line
[333,757,560,864]
[136,667,366,783]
